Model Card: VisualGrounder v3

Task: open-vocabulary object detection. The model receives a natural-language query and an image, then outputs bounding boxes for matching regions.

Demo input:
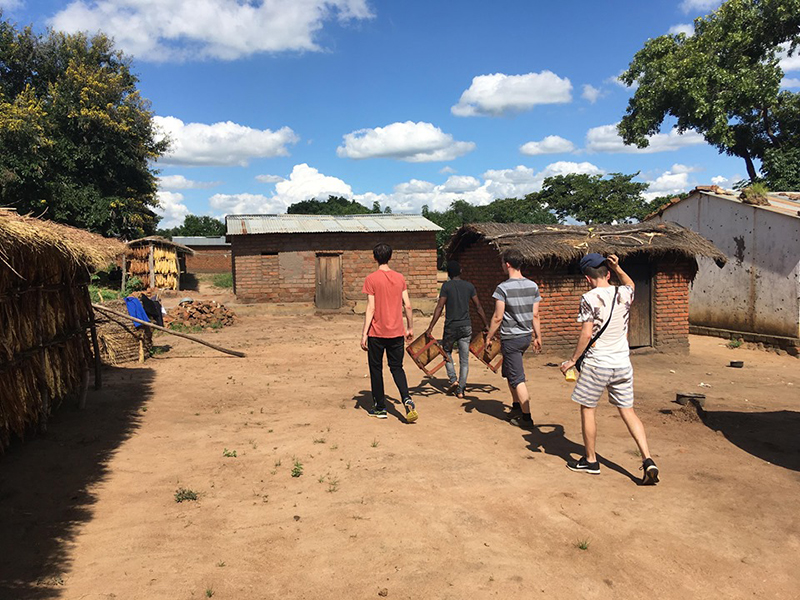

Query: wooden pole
[84,286,103,390]
[91,303,246,358]
[148,243,155,289]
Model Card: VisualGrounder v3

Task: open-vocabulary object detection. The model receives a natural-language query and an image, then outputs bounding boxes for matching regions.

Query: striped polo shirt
[492,277,541,339]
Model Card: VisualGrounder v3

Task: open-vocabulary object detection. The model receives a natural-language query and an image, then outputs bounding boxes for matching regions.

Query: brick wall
[453,239,694,354]
[185,246,231,273]
[231,231,438,304]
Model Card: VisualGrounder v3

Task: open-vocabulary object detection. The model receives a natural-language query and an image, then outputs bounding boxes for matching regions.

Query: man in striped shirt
[484,248,542,428]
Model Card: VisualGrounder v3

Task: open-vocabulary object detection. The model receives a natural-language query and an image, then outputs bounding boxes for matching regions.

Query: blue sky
[3,0,799,226]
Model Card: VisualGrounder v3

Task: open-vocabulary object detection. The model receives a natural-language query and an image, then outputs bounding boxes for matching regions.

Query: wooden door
[315,254,342,309]
[621,261,652,348]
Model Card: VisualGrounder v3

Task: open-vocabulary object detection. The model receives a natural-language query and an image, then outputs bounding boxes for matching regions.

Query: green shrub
[211,272,233,288]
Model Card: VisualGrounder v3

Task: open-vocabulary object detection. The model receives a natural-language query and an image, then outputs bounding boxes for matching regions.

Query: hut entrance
[622,259,652,348]
[315,254,342,309]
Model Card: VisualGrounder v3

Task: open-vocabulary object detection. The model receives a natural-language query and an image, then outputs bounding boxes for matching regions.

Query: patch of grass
[727,338,743,349]
[371,438,380,448]
[216,561,226,567]
[576,539,590,551]
[330,444,338,450]
[274,458,282,467]
[291,459,303,478]
[149,345,169,357]
[169,322,203,334]
[327,477,340,493]
[318,474,327,483]
[211,272,233,288]
[313,437,326,444]
[205,587,215,598]
[222,448,237,458]
[174,487,199,503]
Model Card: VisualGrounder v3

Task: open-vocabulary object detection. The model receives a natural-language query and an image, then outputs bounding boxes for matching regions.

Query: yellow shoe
[403,399,418,423]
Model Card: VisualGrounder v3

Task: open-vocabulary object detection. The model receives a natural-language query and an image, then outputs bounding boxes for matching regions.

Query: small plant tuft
[371,438,380,448]
[222,448,237,458]
[727,338,743,349]
[576,539,590,551]
[175,487,198,503]
[291,459,304,478]
[327,477,340,493]
[205,587,215,598]
[313,437,326,444]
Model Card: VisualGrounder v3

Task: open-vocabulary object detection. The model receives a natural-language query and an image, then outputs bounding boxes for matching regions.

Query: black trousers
[367,336,410,410]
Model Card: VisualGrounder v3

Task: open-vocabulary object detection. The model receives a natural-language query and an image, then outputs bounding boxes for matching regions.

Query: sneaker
[641,458,659,485]
[368,408,388,419]
[403,398,418,423]
[510,401,522,413]
[446,381,458,395]
[508,415,534,429]
[567,456,600,475]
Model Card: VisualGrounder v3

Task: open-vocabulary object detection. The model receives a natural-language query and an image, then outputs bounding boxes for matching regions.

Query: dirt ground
[1,309,799,600]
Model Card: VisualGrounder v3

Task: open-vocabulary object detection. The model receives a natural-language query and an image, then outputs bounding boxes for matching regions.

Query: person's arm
[402,289,414,342]
[471,294,489,330]
[607,254,634,290]
[484,300,505,359]
[361,294,375,351]
[426,296,447,338]
[560,321,594,373]
[531,302,542,352]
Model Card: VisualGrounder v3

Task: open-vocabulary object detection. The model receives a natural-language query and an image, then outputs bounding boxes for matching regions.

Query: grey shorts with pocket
[571,363,634,408]
[500,334,531,388]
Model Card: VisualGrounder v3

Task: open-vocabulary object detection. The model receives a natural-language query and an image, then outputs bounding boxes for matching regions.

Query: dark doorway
[622,260,652,348]
[315,254,342,309]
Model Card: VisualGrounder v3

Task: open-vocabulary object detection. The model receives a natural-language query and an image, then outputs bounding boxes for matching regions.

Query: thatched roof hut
[446,221,727,354]
[0,209,124,448]
[124,236,194,291]
[446,222,727,268]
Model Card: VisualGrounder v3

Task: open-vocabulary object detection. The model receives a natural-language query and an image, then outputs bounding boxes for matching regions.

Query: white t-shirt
[577,285,634,369]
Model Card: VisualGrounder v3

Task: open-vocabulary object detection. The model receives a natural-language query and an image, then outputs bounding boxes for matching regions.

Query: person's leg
[386,337,410,401]
[617,408,651,459]
[440,331,458,388]
[456,332,471,395]
[367,337,387,411]
[607,367,652,460]
[581,405,598,462]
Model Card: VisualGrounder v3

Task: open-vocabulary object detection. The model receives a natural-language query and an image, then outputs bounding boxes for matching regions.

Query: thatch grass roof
[447,221,727,267]
[0,209,125,280]
[127,236,194,255]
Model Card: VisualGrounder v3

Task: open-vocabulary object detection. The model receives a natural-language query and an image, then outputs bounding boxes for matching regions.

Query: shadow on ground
[0,366,154,600]
[700,409,800,472]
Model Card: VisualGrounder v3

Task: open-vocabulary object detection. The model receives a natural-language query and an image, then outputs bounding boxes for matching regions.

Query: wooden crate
[469,333,503,373]
[406,334,450,377]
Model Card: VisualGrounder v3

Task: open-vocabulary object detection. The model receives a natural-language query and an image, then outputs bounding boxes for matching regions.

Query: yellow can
[564,367,578,382]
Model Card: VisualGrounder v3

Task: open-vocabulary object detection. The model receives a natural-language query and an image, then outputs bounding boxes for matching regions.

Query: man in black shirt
[425,261,489,398]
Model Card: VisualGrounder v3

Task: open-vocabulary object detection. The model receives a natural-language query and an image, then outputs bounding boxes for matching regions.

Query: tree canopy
[618,0,800,187]
[536,173,651,224]
[0,16,167,238]
[156,215,225,239]
[287,195,382,215]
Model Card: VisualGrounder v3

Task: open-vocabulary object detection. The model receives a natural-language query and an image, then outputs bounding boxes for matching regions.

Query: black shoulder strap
[577,286,618,364]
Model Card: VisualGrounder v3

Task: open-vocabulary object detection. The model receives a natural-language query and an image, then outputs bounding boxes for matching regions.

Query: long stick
[91,303,246,358]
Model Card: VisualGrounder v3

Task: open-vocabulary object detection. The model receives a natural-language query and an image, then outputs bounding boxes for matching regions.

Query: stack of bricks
[231,231,438,304]
[453,239,695,354]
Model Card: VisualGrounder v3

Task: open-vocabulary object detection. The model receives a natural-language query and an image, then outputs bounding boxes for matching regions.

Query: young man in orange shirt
[361,243,418,422]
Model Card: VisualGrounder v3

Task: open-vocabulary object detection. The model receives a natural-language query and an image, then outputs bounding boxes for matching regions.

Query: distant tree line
[156,215,226,239]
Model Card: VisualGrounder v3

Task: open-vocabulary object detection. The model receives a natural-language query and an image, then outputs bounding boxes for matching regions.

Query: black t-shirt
[440,279,476,329]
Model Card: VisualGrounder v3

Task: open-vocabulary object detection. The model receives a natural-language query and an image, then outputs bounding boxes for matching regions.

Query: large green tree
[618,0,800,186]
[0,16,167,238]
[287,195,381,215]
[536,173,650,224]
[157,214,225,238]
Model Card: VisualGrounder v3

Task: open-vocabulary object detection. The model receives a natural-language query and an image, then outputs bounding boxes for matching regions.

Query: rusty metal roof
[225,214,443,235]
[647,186,800,220]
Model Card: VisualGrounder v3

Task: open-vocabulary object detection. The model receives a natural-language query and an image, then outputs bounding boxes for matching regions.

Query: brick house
[226,214,442,308]
[172,236,232,274]
[447,222,726,354]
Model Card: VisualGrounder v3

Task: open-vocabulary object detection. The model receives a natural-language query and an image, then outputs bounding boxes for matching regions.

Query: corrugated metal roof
[648,187,800,221]
[226,214,443,235]
[172,236,230,246]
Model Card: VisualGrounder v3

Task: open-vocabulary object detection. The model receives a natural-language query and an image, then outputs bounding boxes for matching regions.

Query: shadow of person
[460,396,510,420]
[522,423,640,484]
[351,390,405,422]
[699,409,800,472]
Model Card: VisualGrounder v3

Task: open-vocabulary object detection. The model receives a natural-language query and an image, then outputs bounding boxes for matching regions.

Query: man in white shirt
[560,253,659,485]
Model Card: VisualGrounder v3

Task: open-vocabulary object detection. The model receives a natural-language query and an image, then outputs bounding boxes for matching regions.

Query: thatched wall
[0,210,123,449]
[446,222,727,268]
[125,237,193,291]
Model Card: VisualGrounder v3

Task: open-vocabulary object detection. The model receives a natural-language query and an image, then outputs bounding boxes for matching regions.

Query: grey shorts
[500,334,531,388]
[571,364,634,408]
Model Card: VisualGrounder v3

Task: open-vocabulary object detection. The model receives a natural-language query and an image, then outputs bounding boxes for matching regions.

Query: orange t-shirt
[362,269,407,338]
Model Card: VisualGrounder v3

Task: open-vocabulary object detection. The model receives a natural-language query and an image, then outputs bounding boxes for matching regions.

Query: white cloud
[337,121,475,162]
[154,116,298,166]
[520,135,576,156]
[394,180,435,194]
[680,0,722,14]
[670,163,702,174]
[255,174,285,183]
[781,77,800,88]
[440,176,481,193]
[158,174,220,190]
[778,43,800,73]
[49,0,374,62]
[0,1,23,10]
[585,123,705,153]
[451,71,572,117]
[209,193,282,215]
[155,191,190,227]
[439,166,457,175]
[668,23,695,36]
[710,174,743,189]
[642,165,706,200]
[581,84,602,104]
